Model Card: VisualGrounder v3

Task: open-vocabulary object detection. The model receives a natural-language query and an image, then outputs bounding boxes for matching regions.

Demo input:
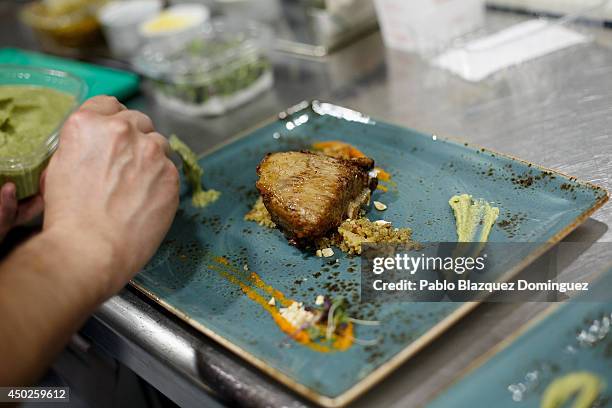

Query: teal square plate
[132,102,608,407]
[427,265,612,408]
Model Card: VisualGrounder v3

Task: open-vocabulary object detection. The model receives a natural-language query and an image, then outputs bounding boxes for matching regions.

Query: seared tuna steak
[256,151,377,244]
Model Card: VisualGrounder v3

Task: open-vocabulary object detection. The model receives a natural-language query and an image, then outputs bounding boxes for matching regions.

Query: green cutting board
[0,48,140,100]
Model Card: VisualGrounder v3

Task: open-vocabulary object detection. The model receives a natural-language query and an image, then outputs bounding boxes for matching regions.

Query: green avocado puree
[0,85,74,199]
[169,134,220,208]
[0,86,74,157]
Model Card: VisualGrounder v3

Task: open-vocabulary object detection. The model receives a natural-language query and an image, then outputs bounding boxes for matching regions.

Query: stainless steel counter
[2,3,611,407]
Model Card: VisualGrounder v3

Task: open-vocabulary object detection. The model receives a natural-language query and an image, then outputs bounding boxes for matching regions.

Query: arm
[0,229,113,385]
[0,96,179,385]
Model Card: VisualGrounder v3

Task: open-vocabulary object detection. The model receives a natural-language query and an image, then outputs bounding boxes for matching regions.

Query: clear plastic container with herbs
[133,19,273,116]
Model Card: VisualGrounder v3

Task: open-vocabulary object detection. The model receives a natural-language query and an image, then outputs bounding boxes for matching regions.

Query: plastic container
[374,0,485,54]
[98,0,163,58]
[20,0,107,52]
[213,0,281,24]
[168,0,214,7]
[139,4,210,43]
[0,66,86,200]
[133,18,273,116]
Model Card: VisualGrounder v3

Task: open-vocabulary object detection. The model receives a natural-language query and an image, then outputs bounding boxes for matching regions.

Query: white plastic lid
[98,0,163,27]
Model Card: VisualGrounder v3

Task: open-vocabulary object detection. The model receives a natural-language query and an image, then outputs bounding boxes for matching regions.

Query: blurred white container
[98,0,162,58]
[139,4,210,43]
[168,0,214,6]
[374,0,485,54]
[213,0,281,24]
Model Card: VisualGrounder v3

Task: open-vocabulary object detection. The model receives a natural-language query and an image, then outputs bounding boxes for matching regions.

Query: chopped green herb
[154,38,271,106]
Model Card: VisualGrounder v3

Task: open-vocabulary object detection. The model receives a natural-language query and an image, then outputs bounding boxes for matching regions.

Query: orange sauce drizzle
[311,141,392,190]
[312,140,367,159]
[210,257,354,352]
[213,256,292,307]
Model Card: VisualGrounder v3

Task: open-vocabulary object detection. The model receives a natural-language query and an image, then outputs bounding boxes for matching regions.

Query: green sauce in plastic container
[0,66,85,200]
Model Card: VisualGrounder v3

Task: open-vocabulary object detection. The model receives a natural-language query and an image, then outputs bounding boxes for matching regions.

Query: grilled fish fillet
[256,151,377,245]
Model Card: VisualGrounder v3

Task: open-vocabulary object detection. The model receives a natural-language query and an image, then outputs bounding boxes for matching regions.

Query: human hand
[0,182,44,241]
[42,96,179,298]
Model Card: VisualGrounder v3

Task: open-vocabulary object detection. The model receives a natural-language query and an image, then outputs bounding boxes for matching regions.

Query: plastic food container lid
[133,18,271,84]
[98,0,162,27]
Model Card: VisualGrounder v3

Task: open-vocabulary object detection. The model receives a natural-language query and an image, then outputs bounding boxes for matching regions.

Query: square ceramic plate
[132,101,608,407]
[427,265,612,408]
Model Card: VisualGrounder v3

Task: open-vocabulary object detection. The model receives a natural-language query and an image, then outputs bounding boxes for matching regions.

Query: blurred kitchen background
[3,0,612,407]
